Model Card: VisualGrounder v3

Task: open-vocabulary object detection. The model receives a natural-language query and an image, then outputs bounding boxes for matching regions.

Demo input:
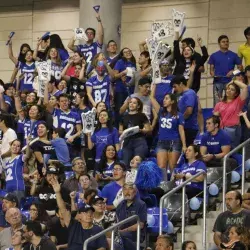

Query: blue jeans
[223,125,241,149]
[213,82,228,106]
[122,137,148,166]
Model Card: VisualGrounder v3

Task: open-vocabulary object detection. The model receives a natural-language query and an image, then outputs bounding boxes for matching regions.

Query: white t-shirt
[1,128,17,155]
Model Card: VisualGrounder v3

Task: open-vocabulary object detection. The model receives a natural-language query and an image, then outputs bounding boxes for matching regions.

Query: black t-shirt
[67,77,85,103]
[213,209,250,242]
[31,140,55,155]
[121,113,149,140]
[67,219,108,250]
[49,217,69,245]
[23,237,57,250]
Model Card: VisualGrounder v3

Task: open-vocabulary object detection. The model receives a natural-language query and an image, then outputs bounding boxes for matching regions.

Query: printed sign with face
[153,21,173,41]
[81,108,96,134]
[152,61,162,84]
[74,28,88,41]
[172,9,185,32]
[36,60,51,82]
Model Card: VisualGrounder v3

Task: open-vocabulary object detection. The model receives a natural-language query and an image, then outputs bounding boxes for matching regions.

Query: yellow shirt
[238,43,250,67]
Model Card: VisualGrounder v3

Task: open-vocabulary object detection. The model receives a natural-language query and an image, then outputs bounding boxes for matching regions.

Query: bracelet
[96,17,101,22]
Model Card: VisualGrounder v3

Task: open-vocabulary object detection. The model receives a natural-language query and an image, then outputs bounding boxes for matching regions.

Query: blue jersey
[101,181,122,205]
[179,160,206,190]
[178,89,198,130]
[158,110,184,140]
[114,59,136,93]
[155,75,173,106]
[91,128,119,161]
[50,61,63,83]
[107,55,118,65]
[53,109,81,138]
[3,155,25,192]
[17,119,39,146]
[86,75,111,107]
[58,48,69,65]
[200,129,231,154]
[17,62,36,91]
[4,95,15,114]
[76,42,102,65]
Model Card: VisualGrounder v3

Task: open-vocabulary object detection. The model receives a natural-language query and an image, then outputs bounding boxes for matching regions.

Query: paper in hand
[74,28,88,41]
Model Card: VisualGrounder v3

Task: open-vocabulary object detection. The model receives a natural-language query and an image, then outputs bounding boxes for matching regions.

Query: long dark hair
[98,145,117,174]
[182,241,197,250]
[48,34,65,50]
[95,110,113,133]
[77,91,88,106]
[18,43,31,63]
[26,104,45,121]
[222,82,240,102]
[162,94,178,117]
[129,97,143,113]
[110,47,136,68]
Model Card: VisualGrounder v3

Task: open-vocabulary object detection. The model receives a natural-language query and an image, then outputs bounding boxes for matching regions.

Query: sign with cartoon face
[172,9,185,32]
[81,108,96,134]
[74,28,88,41]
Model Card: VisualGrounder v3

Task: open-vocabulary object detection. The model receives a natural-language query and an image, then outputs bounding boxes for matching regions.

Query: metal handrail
[83,215,141,250]
[222,138,250,212]
[159,171,207,249]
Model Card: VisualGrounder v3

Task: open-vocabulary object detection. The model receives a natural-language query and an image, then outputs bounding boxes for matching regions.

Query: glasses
[113,168,123,172]
[29,208,38,212]
[95,202,104,206]
[123,50,131,54]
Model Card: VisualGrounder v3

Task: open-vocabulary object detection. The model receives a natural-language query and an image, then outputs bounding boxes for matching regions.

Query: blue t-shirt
[76,42,102,65]
[3,155,25,192]
[114,59,136,93]
[208,50,241,84]
[86,75,111,107]
[58,48,69,65]
[179,160,206,190]
[107,55,118,65]
[200,129,231,154]
[178,89,198,130]
[4,95,15,114]
[101,181,123,205]
[91,128,119,161]
[50,61,63,83]
[68,220,108,250]
[155,75,173,106]
[17,62,36,91]
[51,138,71,166]
[17,119,39,146]
[53,109,81,139]
[158,110,185,140]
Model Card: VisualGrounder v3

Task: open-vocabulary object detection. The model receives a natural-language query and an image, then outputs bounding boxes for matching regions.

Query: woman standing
[150,93,186,178]
[213,79,248,148]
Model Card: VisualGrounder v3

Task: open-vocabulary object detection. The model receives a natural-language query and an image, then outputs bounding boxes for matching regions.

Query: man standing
[106,40,118,65]
[116,182,147,250]
[208,35,242,105]
[238,27,250,67]
[23,221,56,250]
[211,191,250,250]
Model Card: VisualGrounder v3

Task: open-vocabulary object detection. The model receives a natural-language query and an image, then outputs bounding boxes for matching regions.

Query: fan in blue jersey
[2,140,26,202]
[150,93,187,180]
[86,61,112,108]
[106,40,118,66]
[16,104,44,146]
[16,50,36,91]
[68,12,104,69]
[47,48,64,83]
[171,74,199,146]
[174,144,206,199]
[87,110,120,162]
[0,83,15,114]
[152,62,174,106]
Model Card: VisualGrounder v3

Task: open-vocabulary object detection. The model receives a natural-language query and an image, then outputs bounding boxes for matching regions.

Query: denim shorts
[156,139,182,153]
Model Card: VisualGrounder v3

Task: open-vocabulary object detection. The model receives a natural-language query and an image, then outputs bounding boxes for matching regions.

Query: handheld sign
[74,28,88,41]
[6,32,15,45]
[172,9,185,32]
[81,108,96,134]
[119,126,140,142]
[93,5,100,13]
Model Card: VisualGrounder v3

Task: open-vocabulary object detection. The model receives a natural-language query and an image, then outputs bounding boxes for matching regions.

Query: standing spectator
[68,12,104,68]
[213,79,248,148]
[211,191,250,250]
[23,220,56,250]
[171,75,199,146]
[116,183,147,250]
[0,208,23,250]
[208,35,242,105]
[50,176,108,250]
[238,27,250,67]
[106,40,118,65]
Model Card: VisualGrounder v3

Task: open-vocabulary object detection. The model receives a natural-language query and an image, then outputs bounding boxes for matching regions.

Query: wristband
[96,17,101,22]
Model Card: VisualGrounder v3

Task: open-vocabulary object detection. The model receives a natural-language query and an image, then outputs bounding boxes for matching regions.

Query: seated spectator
[90,195,123,250]
[23,220,56,250]
[116,182,147,250]
[0,82,15,114]
[50,176,108,250]
[125,156,142,184]
[119,97,151,166]
[182,241,197,250]
[242,188,250,210]
[0,208,23,250]
[213,79,248,148]
[101,162,127,211]
[49,206,69,250]
[155,234,174,250]
[211,191,250,250]
[11,229,26,250]
[65,51,84,77]
[0,193,19,231]
[62,157,97,193]
[220,225,249,250]
[174,145,206,199]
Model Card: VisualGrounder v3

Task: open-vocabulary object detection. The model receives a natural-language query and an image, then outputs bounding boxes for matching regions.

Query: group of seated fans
[1,8,250,250]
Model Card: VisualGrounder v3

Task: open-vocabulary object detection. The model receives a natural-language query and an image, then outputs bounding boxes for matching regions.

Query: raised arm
[149,94,160,113]
[51,176,71,227]
[67,36,78,52]
[79,60,86,81]
[10,67,18,84]
[8,40,18,65]
[96,13,104,46]
[234,79,248,101]
[33,38,42,61]
[239,111,250,129]
[14,91,24,120]
[0,92,8,112]
[173,32,181,63]
[139,40,147,53]
[61,58,73,82]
